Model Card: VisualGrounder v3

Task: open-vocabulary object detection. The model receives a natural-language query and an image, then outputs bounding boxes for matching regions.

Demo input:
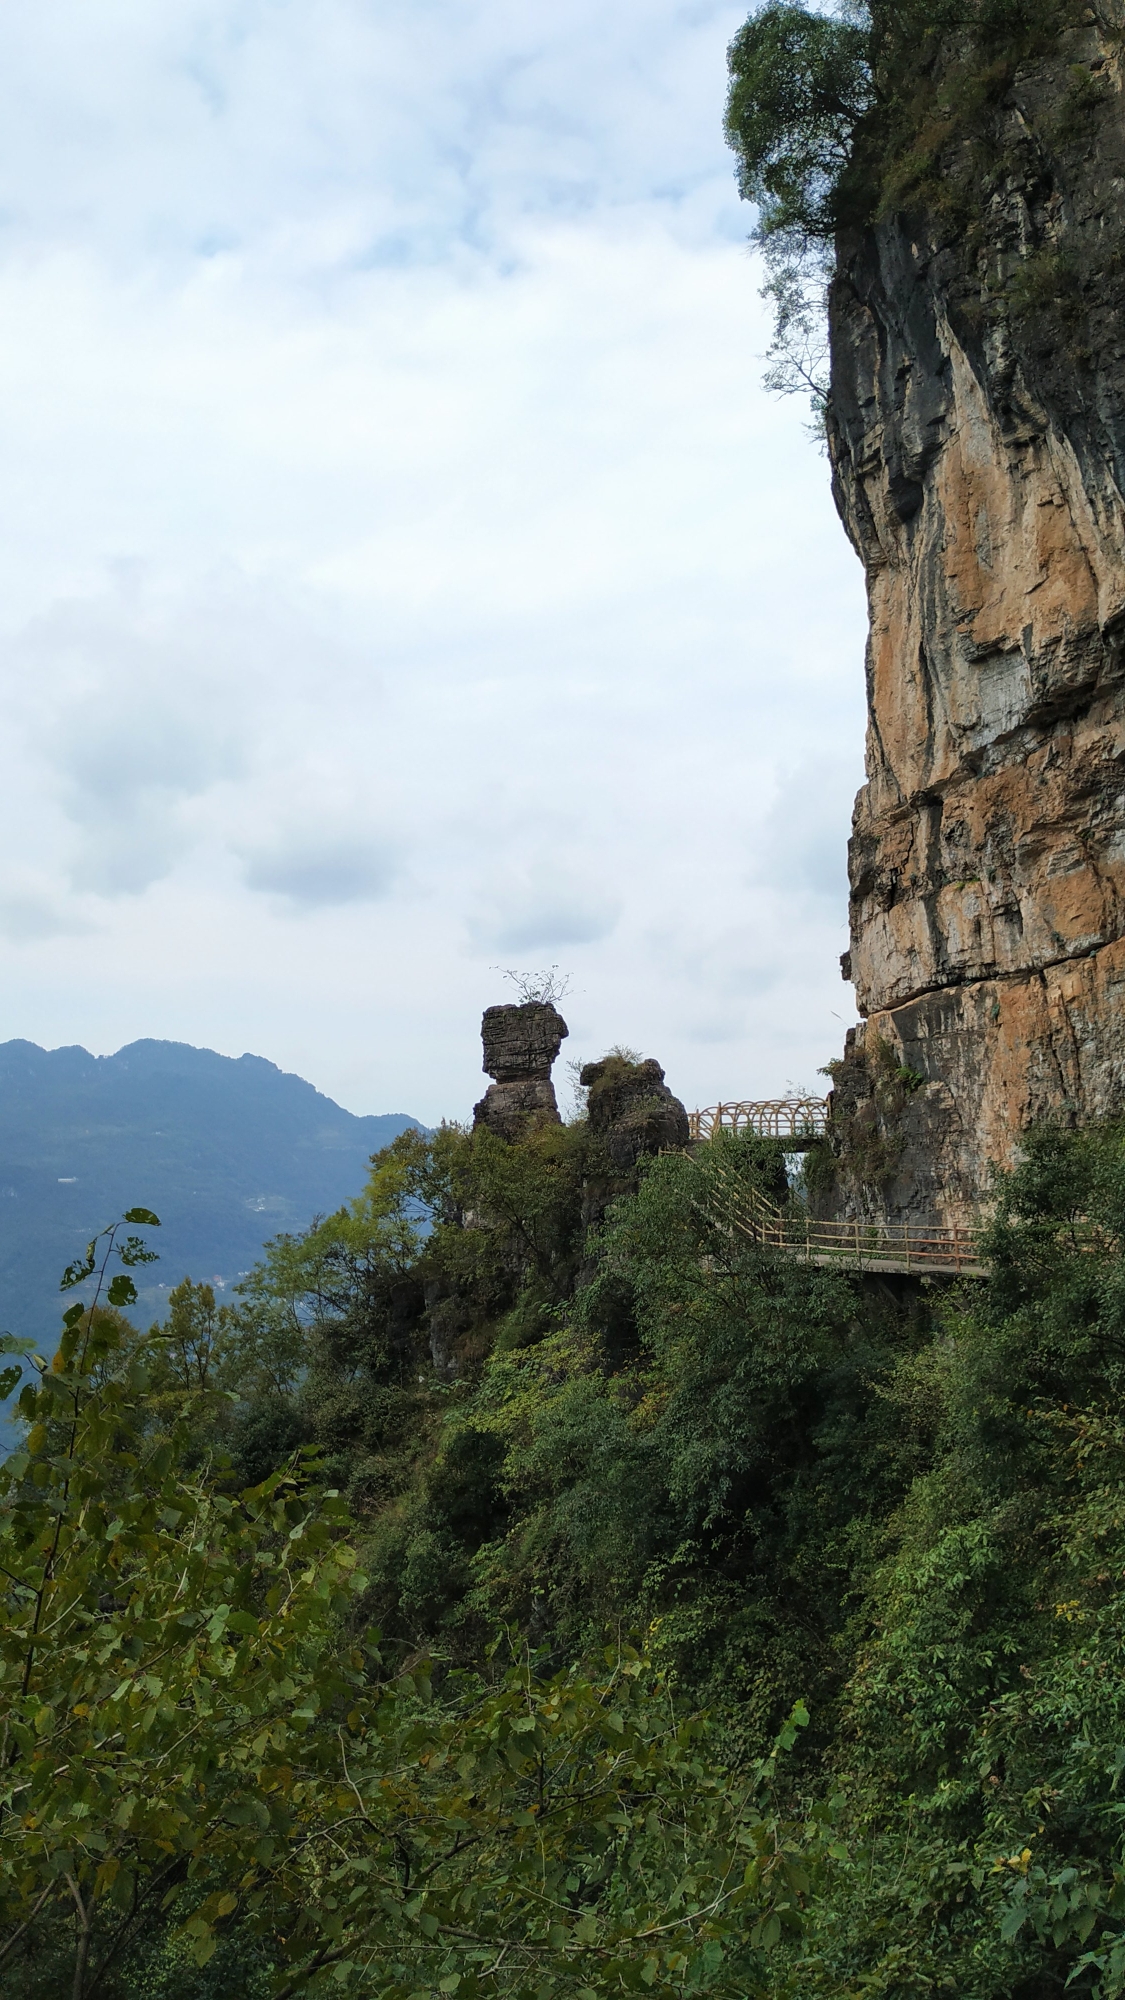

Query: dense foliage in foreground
[9,1102,1125,1996]
[0,1209,828,2000]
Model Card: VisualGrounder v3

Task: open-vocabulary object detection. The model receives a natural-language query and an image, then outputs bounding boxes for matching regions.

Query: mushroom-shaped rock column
[472,1001,569,1141]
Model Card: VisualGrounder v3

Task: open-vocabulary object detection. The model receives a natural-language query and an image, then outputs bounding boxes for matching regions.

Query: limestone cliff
[823,4,1125,1223]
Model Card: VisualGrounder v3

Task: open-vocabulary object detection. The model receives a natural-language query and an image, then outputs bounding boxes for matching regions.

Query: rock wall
[825,6,1125,1223]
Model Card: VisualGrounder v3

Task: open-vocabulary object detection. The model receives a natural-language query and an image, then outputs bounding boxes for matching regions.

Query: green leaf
[61,1239,100,1291]
[123,1208,161,1226]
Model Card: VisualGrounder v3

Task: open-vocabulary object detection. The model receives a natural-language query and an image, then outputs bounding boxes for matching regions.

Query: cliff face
[824,6,1125,1223]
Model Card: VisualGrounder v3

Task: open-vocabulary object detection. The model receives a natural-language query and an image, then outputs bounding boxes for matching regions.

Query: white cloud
[469,860,620,952]
[0,0,867,1128]
[0,891,91,944]
[753,756,862,908]
[243,836,397,910]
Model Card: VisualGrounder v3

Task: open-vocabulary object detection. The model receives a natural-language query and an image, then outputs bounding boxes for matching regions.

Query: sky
[0,0,868,1127]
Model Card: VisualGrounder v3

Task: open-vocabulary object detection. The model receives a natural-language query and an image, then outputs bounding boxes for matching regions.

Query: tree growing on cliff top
[724,2,870,423]
[725,0,1078,242]
[724,5,871,242]
[725,0,1082,418]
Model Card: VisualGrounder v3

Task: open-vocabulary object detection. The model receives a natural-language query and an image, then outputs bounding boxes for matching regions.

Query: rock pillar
[472,1002,568,1141]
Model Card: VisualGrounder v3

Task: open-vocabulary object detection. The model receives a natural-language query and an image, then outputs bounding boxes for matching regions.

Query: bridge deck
[782,1248,984,1278]
[701,1145,985,1277]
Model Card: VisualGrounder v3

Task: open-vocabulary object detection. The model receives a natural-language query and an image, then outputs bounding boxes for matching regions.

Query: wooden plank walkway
[704,1155,985,1278]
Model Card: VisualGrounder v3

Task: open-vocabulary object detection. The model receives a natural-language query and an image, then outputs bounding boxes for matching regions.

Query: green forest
[6,1073,1125,1998]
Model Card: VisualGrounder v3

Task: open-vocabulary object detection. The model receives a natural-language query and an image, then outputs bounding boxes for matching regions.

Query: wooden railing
[689,1097,830,1143]
[706,1161,984,1277]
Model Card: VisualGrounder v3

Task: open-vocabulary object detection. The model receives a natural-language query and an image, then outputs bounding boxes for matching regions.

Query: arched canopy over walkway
[688,1098,829,1145]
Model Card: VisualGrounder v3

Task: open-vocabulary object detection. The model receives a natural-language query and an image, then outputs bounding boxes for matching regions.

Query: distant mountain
[0,1038,419,1360]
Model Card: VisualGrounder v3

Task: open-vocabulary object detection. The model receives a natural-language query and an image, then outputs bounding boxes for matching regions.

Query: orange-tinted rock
[825,15,1125,1219]
[828,943,1125,1228]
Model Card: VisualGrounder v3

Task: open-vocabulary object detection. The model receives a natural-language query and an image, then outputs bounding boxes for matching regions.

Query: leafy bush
[0,1217,833,2000]
[34,1111,1125,1996]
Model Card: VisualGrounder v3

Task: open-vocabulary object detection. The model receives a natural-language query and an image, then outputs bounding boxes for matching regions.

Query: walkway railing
[689,1097,830,1143]
[706,1161,984,1277]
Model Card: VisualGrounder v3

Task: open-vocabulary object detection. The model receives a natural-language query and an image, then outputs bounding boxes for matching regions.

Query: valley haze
[0,1036,418,1363]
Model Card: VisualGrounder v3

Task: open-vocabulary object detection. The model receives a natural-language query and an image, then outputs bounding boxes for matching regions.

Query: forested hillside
[6,1078,1125,1997]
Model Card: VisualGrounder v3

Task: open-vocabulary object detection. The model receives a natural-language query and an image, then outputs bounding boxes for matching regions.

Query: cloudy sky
[0,0,867,1126]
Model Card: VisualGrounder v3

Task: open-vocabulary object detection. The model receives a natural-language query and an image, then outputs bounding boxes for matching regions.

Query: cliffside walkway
[696,1119,985,1278]
[688,1097,830,1144]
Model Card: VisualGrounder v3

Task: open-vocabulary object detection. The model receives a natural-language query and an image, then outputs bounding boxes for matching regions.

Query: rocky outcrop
[472,1001,568,1140]
[580,1056,690,1171]
[825,8,1125,1222]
